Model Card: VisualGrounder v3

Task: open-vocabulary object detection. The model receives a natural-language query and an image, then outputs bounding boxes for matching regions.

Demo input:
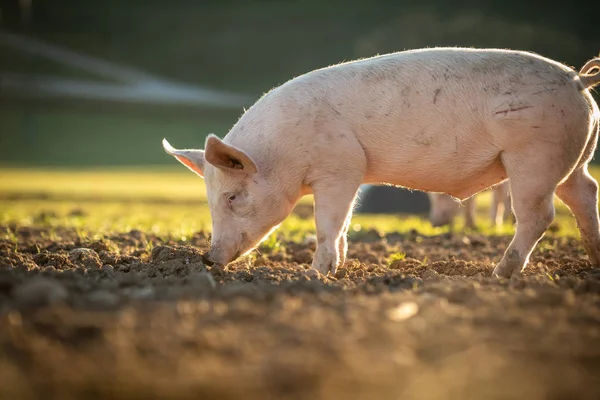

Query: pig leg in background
[463,197,476,229]
[490,181,512,227]
[490,185,500,226]
[312,181,361,275]
[428,193,460,228]
[502,192,513,224]
[556,166,600,267]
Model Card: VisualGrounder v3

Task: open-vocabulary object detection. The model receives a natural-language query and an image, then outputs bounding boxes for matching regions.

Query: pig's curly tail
[579,57,600,89]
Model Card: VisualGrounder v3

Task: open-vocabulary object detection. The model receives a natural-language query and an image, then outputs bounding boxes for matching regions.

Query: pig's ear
[162,138,205,178]
[204,134,258,174]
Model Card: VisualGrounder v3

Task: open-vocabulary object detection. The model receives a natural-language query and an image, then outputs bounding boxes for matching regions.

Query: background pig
[489,181,513,227]
[429,181,512,229]
[163,47,600,279]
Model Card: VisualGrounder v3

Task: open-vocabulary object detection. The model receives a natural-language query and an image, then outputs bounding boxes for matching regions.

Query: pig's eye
[227,194,237,204]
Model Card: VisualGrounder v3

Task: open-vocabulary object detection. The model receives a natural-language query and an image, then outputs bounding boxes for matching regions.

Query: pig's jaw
[202,222,285,267]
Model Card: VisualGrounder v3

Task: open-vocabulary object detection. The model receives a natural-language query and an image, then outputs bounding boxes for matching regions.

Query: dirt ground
[1,225,600,400]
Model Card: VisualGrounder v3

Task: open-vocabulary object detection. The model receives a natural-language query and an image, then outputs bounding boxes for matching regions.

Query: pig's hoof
[311,251,339,276]
[492,265,511,279]
[313,264,336,276]
[492,249,524,279]
[492,261,523,279]
[327,263,338,276]
[304,269,321,279]
[311,261,337,276]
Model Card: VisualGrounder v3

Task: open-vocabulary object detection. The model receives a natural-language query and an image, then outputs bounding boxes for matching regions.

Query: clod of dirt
[98,250,120,266]
[1,252,38,270]
[304,269,320,279]
[151,245,205,264]
[86,240,120,254]
[33,251,71,269]
[421,269,440,281]
[389,257,424,271]
[253,255,270,267]
[69,248,102,269]
[335,268,348,279]
[12,277,68,309]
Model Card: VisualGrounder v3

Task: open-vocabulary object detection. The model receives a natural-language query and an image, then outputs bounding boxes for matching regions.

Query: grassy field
[1,165,595,244]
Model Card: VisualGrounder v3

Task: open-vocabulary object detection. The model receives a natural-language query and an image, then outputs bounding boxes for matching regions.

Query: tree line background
[1,0,598,167]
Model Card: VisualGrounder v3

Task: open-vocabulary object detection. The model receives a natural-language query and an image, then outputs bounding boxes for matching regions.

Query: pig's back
[272,48,587,193]
[231,48,592,197]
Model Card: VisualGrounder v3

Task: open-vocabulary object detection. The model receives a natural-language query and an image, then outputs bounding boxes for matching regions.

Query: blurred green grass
[0,105,239,167]
[0,168,207,201]
[2,166,596,243]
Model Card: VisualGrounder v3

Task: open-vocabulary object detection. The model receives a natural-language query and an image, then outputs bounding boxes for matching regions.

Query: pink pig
[163,47,600,279]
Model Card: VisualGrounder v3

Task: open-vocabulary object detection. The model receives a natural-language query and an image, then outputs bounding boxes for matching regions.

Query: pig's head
[428,193,461,227]
[162,135,292,266]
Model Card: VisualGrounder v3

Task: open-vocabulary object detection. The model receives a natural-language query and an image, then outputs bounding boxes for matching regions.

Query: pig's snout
[201,252,215,266]
[202,247,242,267]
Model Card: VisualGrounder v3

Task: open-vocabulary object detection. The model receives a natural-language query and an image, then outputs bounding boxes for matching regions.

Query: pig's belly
[361,135,508,200]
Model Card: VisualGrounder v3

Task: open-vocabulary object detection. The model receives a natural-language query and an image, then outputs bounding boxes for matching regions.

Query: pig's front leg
[311,182,360,275]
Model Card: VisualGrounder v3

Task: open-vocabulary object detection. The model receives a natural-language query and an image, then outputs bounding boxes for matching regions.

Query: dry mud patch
[1,226,600,399]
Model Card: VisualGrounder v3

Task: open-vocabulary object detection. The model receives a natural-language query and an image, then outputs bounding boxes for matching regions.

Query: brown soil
[1,226,600,400]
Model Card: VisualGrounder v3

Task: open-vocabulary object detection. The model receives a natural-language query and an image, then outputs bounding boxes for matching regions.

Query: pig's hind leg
[555,124,600,267]
[493,149,579,278]
[556,166,600,267]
